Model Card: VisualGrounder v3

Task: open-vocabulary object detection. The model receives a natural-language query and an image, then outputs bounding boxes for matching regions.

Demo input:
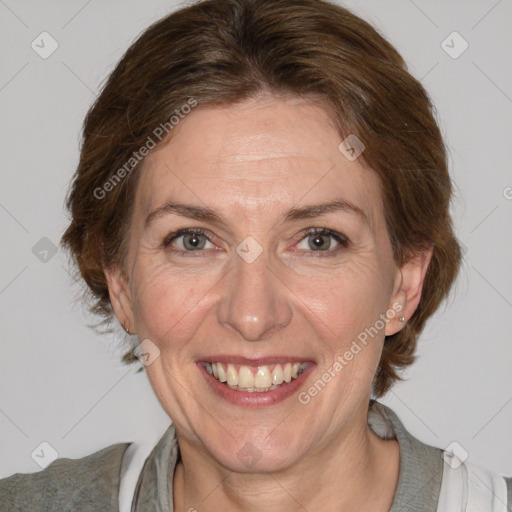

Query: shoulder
[369,400,512,510]
[437,458,512,511]
[0,441,131,511]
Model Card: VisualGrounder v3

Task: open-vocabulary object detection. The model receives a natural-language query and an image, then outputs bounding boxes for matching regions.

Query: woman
[1,0,510,510]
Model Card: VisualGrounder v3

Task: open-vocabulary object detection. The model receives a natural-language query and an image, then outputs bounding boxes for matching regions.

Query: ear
[104,266,134,334]
[385,247,433,336]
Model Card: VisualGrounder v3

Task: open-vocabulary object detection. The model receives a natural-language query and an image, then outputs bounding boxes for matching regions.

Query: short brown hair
[61,0,462,397]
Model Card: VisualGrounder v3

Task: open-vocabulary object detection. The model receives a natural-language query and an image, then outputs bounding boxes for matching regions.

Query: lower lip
[197,362,316,407]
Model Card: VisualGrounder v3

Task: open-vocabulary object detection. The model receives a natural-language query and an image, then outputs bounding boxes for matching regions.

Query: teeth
[272,364,284,385]
[226,364,238,386]
[206,361,307,391]
[254,366,271,388]
[283,363,292,383]
[228,384,281,392]
[238,366,255,388]
[217,363,227,382]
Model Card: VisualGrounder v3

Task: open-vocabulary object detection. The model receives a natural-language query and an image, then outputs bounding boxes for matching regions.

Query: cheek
[295,258,390,337]
[130,259,218,348]
[293,259,392,390]
[129,244,393,365]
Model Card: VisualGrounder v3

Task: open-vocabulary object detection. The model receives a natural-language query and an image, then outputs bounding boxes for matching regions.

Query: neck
[172,403,399,512]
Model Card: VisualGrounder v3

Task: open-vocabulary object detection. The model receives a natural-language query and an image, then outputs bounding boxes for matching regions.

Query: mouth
[199,361,308,392]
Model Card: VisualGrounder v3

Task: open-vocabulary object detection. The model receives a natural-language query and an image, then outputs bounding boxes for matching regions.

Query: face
[107,94,425,473]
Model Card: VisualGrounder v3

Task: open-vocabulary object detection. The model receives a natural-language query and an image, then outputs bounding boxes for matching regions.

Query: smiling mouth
[200,362,307,392]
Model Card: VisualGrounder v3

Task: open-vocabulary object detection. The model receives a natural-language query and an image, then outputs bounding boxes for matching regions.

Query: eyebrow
[284,200,371,227]
[144,198,371,230]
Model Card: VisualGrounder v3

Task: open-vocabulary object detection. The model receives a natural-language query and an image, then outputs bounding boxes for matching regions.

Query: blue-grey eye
[308,233,332,251]
[181,233,207,250]
[296,229,347,252]
[166,230,214,251]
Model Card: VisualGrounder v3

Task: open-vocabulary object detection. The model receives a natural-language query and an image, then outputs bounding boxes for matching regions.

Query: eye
[295,228,348,254]
[163,228,215,253]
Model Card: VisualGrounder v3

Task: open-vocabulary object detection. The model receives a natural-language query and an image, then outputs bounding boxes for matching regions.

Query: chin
[195,422,309,474]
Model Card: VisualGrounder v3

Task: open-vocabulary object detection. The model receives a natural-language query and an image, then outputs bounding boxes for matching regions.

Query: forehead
[135,95,382,226]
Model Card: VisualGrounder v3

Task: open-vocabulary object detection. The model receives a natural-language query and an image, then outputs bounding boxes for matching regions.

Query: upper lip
[197,355,315,366]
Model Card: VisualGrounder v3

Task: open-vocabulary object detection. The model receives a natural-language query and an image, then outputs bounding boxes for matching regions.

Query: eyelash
[163,227,349,257]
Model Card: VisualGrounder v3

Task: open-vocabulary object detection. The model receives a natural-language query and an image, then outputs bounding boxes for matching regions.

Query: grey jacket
[1,400,510,511]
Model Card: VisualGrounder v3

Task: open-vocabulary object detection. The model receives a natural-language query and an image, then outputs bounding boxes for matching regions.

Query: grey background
[1,0,511,478]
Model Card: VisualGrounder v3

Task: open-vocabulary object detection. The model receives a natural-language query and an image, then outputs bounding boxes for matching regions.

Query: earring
[123,322,131,335]
[399,317,406,323]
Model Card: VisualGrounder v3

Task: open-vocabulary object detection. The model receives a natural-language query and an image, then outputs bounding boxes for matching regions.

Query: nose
[216,247,292,341]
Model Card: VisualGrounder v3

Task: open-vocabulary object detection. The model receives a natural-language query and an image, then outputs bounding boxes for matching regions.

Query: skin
[106,94,432,511]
